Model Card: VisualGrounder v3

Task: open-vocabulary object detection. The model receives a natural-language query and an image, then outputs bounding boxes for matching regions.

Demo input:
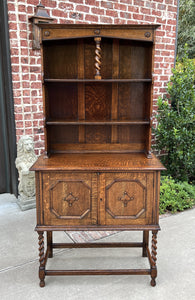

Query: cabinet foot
[150,278,156,287]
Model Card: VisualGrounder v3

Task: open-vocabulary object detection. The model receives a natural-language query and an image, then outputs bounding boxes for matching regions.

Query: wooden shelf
[44,78,152,83]
[46,120,150,125]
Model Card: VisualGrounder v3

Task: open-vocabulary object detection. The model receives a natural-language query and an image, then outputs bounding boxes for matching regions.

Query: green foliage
[154,46,195,182]
[177,0,195,59]
[159,177,195,214]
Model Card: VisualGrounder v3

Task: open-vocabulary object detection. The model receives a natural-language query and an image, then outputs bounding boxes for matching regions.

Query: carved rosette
[94,37,102,80]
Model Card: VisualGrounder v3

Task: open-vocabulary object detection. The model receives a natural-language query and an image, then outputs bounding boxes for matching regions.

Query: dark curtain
[0,0,17,195]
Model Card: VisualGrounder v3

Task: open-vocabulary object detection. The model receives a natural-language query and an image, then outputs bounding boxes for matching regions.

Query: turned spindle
[94,37,102,80]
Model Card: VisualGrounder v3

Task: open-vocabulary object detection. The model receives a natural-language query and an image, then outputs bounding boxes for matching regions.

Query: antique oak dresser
[30,24,165,287]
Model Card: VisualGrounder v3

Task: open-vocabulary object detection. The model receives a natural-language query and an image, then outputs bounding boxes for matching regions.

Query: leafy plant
[154,46,195,182]
[159,177,195,214]
[177,0,195,59]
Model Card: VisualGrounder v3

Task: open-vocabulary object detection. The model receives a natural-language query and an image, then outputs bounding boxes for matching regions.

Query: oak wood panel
[40,24,159,42]
[85,83,112,121]
[119,40,152,79]
[42,173,97,226]
[103,173,154,226]
[45,82,78,120]
[49,142,145,153]
[43,39,78,79]
[31,153,166,172]
[118,83,150,120]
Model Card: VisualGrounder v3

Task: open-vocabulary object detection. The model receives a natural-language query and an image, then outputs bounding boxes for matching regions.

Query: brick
[144,16,155,22]
[156,30,165,37]
[85,0,98,5]
[9,22,18,30]
[91,7,104,15]
[69,0,83,3]
[41,0,57,8]
[133,14,143,20]
[145,1,156,9]
[114,3,127,11]
[19,14,27,22]
[14,106,22,113]
[152,9,162,16]
[140,8,150,14]
[11,57,19,64]
[18,4,26,12]
[114,18,126,24]
[16,122,24,129]
[168,5,177,12]
[120,12,131,19]
[106,10,118,18]
[155,44,165,49]
[76,5,90,13]
[52,9,68,18]
[101,1,113,9]
[128,6,139,13]
[27,6,33,14]
[9,31,17,39]
[7,3,16,11]
[157,4,166,10]
[12,65,19,73]
[166,44,175,50]
[121,0,132,3]
[23,97,31,104]
[167,19,177,25]
[8,13,16,21]
[134,0,144,6]
[58,2,74,10]
[85,14,98,22]
[100,16,113,23]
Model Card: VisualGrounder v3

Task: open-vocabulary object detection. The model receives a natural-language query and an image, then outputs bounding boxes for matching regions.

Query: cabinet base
[37,229,159,287]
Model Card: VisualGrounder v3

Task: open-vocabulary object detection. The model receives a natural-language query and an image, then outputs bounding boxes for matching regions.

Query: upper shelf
[44,79,152,83]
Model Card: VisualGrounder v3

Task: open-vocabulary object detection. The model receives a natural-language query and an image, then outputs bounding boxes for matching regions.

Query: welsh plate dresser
[30,24,165,287]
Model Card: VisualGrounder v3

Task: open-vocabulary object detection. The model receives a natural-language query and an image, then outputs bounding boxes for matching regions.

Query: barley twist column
[38,231,45,287]
[151,230,158,287]
[94,37,102,80]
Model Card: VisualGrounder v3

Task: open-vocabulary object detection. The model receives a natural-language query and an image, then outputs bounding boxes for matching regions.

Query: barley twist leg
[38,231,45,287]
[150,230,158,287]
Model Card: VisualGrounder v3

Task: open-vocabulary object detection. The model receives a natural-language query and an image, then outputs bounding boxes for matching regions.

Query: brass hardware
[44,31,50,37]
[144,32,151,38]
[94,29,100,35]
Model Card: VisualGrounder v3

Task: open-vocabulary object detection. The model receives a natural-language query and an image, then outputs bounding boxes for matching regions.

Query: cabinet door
[42,172,97,226]
[99,172,155,226]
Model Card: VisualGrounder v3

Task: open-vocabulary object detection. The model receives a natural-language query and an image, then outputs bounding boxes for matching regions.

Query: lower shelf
[37,229,159,288]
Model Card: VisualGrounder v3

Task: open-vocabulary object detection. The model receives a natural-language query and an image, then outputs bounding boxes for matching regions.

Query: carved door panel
[99,172,155,226]
[42,172,97,226]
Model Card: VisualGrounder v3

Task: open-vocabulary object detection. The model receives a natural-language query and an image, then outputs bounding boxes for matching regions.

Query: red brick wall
[7,0,178,155]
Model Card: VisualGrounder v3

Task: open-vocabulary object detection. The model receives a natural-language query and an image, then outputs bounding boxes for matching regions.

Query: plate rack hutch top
[31,24,165,287]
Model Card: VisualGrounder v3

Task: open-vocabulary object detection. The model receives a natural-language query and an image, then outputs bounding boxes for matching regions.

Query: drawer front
[100,172,156,226]
[41,172,97,226]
